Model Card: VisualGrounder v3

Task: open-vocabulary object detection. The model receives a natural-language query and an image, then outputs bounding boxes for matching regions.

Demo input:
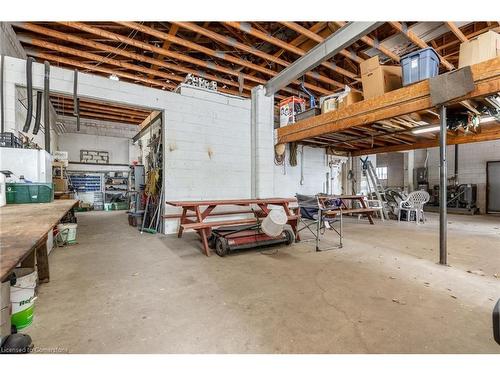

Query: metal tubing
[454,144,459,180]
[32,91,42,135]
[22,57,34,133]
[43,61,50,153]
[439,105,447,265]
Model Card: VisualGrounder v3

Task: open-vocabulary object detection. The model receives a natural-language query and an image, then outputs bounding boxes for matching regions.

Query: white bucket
[10,268,37,330]
[57,223,78,244]
[261,209,288,237]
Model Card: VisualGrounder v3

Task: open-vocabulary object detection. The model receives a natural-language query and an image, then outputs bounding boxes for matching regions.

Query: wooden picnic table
[165,198,298,256]
[318,194,376,224]
[0,199,78,282]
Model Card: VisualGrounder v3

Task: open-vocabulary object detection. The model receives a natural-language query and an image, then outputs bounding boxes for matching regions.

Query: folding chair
[296,194,343,251]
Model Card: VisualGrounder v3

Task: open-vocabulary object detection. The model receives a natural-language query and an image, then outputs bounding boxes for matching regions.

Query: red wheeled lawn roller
[208,223,295,257]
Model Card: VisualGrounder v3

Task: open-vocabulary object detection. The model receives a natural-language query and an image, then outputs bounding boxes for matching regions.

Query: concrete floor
[24,210,500,353]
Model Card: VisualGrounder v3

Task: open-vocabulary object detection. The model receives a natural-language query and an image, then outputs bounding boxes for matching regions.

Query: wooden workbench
[0,199,78,282]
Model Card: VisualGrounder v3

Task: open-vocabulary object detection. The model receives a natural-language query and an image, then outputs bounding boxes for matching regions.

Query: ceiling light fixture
[411,125,441,134]
[109,74,119,81]
[480,116,496,124]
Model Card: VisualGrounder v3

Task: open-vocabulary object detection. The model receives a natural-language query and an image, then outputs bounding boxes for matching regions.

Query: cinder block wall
[414,141,500,213]
[376,152,405,188]
[3,56,341,234]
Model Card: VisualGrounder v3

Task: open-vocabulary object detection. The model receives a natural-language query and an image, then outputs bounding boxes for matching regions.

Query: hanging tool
[300,77,316,108]
[360,157,389,220]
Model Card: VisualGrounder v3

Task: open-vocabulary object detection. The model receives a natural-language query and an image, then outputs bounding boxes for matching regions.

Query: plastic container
[10,268,37,330]
[401,47,440,86]
[57,223,78,244]
[261,209,288,237]
[0,132,22,148]
[6,183,54,204]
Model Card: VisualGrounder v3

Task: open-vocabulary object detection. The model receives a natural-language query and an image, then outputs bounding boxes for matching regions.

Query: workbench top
[0,199,78,282]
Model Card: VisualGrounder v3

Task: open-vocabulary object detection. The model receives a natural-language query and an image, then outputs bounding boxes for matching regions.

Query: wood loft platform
[277,57,500,155]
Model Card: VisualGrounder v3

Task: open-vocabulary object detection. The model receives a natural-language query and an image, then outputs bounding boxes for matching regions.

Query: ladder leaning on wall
[360,157,390,220]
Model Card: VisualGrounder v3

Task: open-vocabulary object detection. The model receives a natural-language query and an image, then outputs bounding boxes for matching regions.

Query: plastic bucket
[11,268,37,330]
[57,223,78,244]
[261,209,288,237]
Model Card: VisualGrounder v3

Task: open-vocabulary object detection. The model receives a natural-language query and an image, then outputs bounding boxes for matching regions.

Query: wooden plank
[351,126,500,155]
[0,200,78,282]
[224,21,359,84]
[445,22,468,42]
[14,22,255,97]
[139,110,161,130]
[173,21,345,92]
[57,21,302,97]
[277,57,500,144]
[389,21,455,71]
[166,198,297,207]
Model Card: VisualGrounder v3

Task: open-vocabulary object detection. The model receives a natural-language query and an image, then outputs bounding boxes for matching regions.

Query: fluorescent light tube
[411,125,440,134]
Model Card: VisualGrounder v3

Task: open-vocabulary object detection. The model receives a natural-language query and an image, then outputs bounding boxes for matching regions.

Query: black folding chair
[296,194,343,251]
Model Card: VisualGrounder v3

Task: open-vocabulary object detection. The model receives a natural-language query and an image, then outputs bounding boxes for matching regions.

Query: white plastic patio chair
[398,190,430,224]
[357,198,384,221]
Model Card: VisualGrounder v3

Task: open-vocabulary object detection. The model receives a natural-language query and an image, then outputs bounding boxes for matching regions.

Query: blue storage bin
[401,47,440,86]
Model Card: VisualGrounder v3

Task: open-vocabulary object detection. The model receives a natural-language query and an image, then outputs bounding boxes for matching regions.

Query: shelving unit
[104,171,129,209]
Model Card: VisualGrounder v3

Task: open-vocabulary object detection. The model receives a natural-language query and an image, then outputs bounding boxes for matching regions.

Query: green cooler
[6,183,54,204]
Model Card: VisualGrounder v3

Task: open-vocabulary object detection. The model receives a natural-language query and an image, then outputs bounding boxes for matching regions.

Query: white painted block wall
[414,140,500,212]
[2,57,341,234]
[58,133,132,165]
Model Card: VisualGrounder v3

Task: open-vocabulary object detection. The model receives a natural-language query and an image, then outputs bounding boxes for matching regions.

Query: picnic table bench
[164,198,298,256]
[318,194,377,224]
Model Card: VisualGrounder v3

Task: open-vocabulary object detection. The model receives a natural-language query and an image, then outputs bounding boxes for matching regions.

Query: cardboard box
[279,96,306,126]
[458,31,500,68]
[321,97,338,114]
[53,178,68,192]
[337,91,364,109]
[360,56,402,99]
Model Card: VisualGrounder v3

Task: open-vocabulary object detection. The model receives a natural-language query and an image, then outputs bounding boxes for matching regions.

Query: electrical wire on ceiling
[82,22,144,73]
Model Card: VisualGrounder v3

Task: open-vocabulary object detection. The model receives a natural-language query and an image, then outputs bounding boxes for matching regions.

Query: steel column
[439,105,447,265]
[264,22,382,96]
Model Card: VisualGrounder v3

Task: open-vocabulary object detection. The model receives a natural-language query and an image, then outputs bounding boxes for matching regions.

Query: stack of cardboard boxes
[52,151,69,196]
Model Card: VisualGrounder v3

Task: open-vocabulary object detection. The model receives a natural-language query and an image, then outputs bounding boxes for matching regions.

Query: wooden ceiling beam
[224,22,360,82]
[445,22,468,42]
[277,57,500,144]
[280,22,365,64]
[333,21,401,62]
[118,21,335,95]
[118,22,336,94]
[147,23,179,78]
[51,102,147,120]
[433,24,497,53]
[352,126,500,155]
[58,108,143,123]
[14,22,256,98]
[173,21,346,92]
[389,22,455,71]
[58,21,306,97]
[247,22,327,78]
[27,50,176,90]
